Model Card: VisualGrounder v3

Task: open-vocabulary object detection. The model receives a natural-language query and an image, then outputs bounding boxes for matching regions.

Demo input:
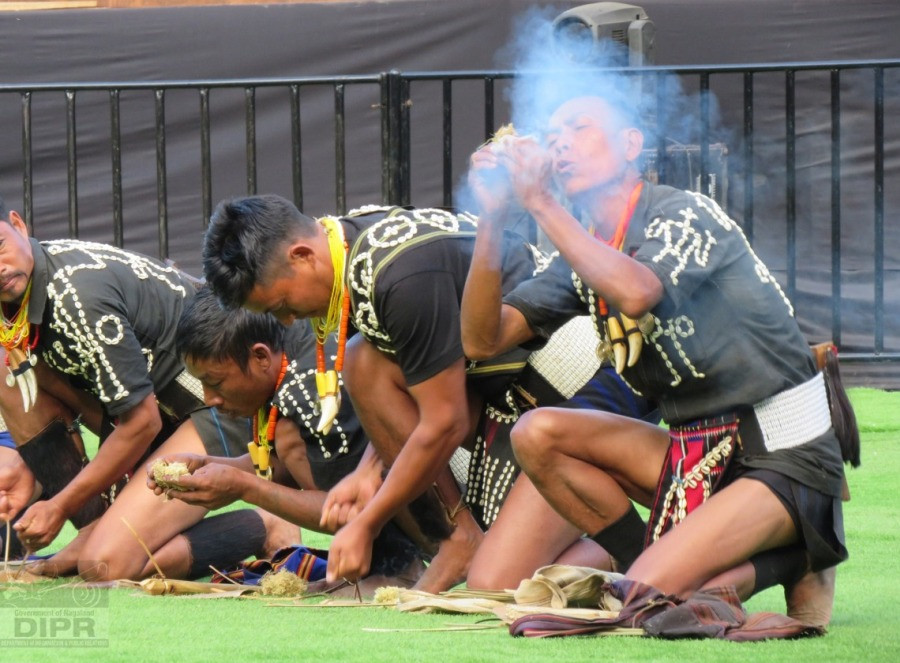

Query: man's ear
[249,343,274,372]
[7,210,29,238]
[287,239,316,265]
[622,127,645,163]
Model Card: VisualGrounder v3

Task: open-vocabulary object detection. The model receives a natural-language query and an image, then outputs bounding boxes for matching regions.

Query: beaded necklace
[0,280,32,349]
[588,181,643,303]
[248,352,289,480]
[310,216,350,435]
[587,181,649,373]
[1,279,40,411]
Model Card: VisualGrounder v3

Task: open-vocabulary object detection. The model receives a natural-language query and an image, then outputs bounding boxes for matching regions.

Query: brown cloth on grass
[509,579,824,641]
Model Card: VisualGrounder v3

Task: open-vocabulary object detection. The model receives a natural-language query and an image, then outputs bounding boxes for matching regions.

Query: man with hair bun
[463,92,853,631]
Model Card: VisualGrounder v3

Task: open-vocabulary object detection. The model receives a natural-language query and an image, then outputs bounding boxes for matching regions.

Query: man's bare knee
[340,336,365,396]
[342,337,404,400]
[466,564,512,591]
[273,423,303,458]
[77,546,128,582]
[77,529,144,581]
[77,557,111,582]
[511,408,564,468]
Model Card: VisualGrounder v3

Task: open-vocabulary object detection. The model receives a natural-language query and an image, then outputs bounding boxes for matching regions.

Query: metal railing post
[381,70,403,206]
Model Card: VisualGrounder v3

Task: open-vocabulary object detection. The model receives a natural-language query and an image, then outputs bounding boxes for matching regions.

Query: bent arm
[525,195,664,319]
[461,143,537,359]
[243,478,329,532]
[349,359,470,539]
[493,136,664,318]
[461,210,536,360]
[52,392,163,518]
[169,459,328,530]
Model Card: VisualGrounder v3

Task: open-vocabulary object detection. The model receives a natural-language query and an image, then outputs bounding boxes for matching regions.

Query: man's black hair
[201,194,317,310]
[176,287,286,370]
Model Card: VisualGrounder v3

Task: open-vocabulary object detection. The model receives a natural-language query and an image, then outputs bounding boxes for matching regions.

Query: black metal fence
[0,60,897,369]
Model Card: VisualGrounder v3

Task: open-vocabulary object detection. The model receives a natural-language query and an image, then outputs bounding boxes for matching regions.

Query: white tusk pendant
[606,316,628,375]
[8,347,37,412]
[315,370,341,435]
[619,314,643,368]
[316,394,341,435]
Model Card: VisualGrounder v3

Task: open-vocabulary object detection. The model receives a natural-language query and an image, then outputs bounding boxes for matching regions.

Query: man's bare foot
[412,512,483,593]
[256,509,301,558]
[701,560,757,600]
[26,556,70,578]
[785,566,836,627]
[31,520,97,577]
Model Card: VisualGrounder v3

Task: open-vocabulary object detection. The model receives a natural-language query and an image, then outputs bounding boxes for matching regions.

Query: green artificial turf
[4,387,899,663]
